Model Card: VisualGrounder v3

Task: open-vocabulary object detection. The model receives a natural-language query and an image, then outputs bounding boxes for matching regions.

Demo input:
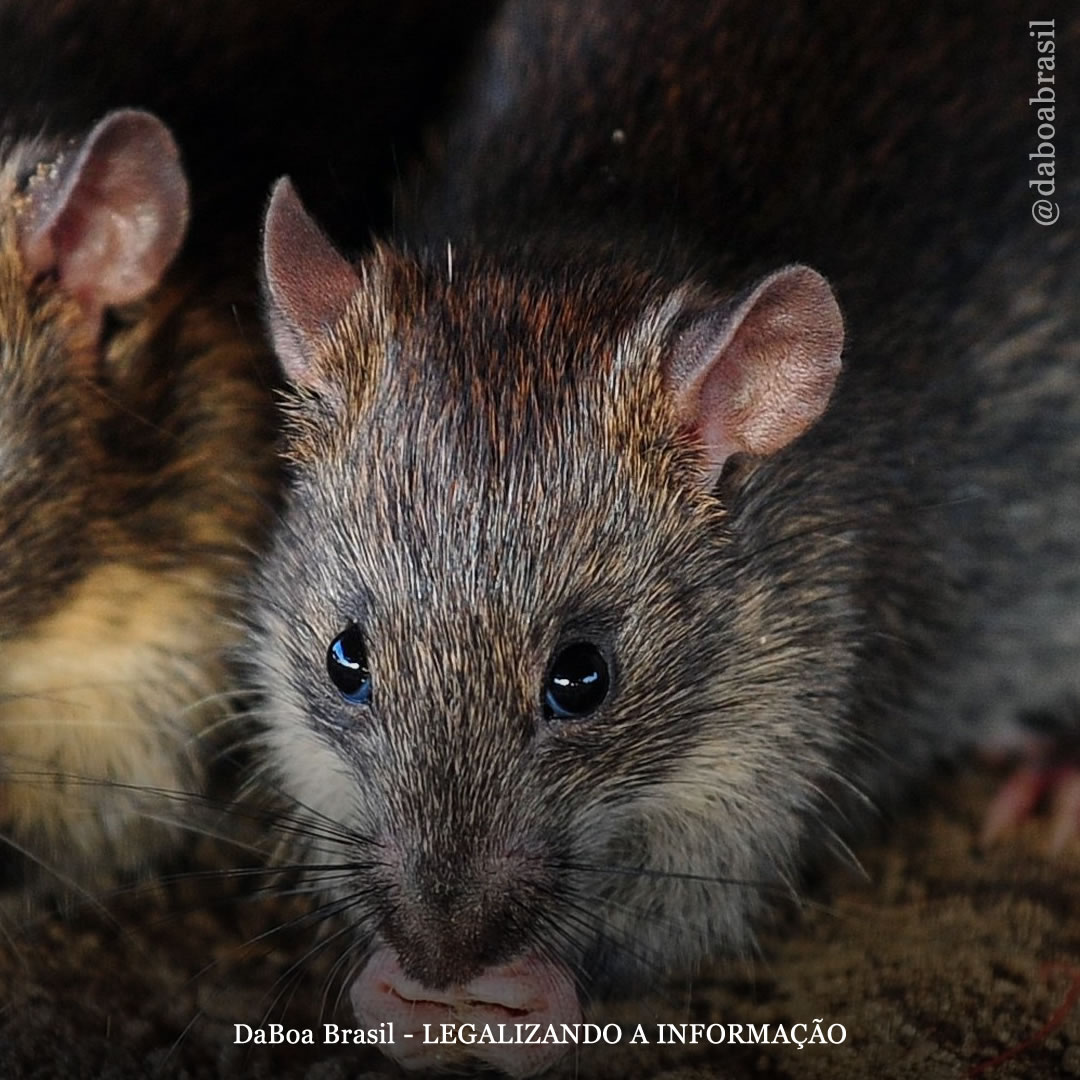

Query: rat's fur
[252,241,949,993]
[0,0,507,907]
[0,131,277,897]
[249,0,1080,1030]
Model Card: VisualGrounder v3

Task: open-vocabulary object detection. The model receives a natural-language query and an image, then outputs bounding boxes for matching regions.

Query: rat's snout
[349,838,583,1074]
[386,845,542,987]
[350,946,581,1077]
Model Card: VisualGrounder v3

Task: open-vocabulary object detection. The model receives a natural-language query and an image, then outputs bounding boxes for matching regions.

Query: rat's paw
[979,702,1080,852]
[981,764,1080,853]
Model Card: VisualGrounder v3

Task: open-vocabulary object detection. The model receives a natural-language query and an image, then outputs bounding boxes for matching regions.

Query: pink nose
[350,945,582,1076]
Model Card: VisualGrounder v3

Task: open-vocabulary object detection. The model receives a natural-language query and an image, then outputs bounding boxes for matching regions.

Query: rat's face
[256,187,845,1073]
[256,262,746,982]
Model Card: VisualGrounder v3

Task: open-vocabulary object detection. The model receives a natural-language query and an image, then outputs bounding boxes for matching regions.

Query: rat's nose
[385,848,527,987]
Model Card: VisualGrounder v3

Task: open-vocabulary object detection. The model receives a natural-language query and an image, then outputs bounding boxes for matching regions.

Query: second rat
[249,1,1080,1075]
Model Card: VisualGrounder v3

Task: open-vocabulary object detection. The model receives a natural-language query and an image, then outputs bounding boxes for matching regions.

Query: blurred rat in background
[0,109,277,900]
[0,0,500,906]
[245,0,1076,1075]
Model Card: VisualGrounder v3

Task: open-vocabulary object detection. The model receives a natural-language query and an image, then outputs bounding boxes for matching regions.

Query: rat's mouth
[387,983,532,1019]
[350,945,582,1076]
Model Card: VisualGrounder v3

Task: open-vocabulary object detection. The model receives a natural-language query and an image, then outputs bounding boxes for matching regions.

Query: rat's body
[0,115,278,897]
[252,1,1079,1074]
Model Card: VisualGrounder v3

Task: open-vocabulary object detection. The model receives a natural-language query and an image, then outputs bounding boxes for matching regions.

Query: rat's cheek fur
[247,596,379,864]
[258,704,361,845]
[561,754,819,989]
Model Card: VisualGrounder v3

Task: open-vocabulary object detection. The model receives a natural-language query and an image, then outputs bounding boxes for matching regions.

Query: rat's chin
[350,944,582,1076]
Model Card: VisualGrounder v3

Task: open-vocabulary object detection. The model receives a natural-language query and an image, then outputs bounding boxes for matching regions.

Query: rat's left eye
[544,641,610,719]
[327,625,372,704]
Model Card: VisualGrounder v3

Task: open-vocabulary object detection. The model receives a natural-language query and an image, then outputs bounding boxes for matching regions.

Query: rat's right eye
[326,625,372,704]
[544,641,610,719]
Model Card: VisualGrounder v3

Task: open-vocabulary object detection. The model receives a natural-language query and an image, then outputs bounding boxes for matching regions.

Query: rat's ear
[262,177,360,390]
[665,265,844,484]
[18,109,188,327]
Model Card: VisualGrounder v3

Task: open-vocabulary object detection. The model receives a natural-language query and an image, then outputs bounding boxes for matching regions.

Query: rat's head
[254,179,844,1075]
[0,110,188,637]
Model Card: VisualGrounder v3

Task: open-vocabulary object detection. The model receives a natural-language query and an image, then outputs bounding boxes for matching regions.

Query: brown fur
[0,137,277,896]
[252,239,871,989]
[249,3,1080,1070]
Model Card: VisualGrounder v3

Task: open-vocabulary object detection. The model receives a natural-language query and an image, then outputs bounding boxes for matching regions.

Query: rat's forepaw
[981,763,1080,853]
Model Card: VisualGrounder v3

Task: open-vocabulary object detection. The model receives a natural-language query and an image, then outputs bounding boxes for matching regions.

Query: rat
[249,0,1079,1074]
[0,108,278,901]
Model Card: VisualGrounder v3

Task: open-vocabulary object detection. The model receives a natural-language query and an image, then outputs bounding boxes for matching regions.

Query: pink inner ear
[19,109,188,320]
[667,265,844,482]
[261,177,360,390]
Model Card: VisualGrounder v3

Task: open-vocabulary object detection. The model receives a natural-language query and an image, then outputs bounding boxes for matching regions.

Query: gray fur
[249,0,1080,1014]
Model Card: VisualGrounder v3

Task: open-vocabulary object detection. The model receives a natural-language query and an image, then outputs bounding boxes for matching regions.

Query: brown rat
[250,1,1079,1074]
[0,109,278,901]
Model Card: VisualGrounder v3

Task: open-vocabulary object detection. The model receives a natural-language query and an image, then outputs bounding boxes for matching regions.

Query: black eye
[326,625,372,704]
[544,642,610,719]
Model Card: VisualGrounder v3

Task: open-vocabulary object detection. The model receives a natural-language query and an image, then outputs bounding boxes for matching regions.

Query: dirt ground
[1,767,1078,1080]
